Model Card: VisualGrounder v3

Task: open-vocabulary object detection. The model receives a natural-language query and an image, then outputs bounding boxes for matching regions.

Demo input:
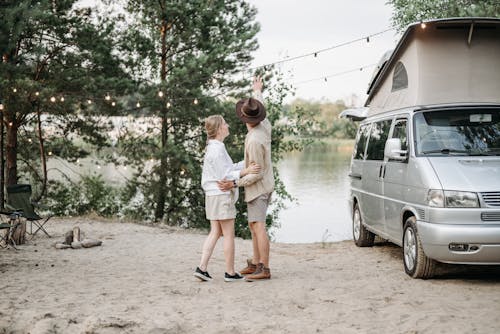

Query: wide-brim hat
[235,97,266,124]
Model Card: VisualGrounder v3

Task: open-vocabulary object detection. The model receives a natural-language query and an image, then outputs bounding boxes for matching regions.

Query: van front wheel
[403,217,435,279]
[352,203,374,247]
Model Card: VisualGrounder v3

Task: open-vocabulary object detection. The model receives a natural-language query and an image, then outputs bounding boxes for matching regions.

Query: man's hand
[217,178,235,191]
[253,76,263,93]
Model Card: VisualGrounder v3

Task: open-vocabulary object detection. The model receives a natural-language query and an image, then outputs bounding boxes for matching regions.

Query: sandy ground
[1,217,500,334]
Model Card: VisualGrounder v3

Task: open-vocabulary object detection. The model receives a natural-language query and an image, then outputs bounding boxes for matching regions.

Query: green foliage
[388,0,500,32]
[47,175,120,217]
[284,98,358,139]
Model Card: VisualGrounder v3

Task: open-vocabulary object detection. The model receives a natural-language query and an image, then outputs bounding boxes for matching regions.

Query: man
[218,76,274,280]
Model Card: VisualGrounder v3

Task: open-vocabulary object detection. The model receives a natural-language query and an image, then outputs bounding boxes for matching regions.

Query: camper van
[347,18,500,278]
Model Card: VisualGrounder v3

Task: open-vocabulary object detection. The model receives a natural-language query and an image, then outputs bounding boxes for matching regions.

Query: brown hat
[235,98,266,124]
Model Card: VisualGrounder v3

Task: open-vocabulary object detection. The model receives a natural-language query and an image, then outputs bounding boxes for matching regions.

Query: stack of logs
[55,226,102,249]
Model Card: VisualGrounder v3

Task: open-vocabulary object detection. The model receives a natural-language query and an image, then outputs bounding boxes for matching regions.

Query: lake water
[271,140,354,243]
[48,139,354,244]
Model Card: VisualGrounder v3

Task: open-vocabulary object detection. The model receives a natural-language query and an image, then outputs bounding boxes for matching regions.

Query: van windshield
[414,109,500,156]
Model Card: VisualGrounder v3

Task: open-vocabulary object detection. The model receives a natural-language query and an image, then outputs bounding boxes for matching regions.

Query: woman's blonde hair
[204,115,224,141]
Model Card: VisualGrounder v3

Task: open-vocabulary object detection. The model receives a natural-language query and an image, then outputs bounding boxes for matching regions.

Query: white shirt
[201,139,244,196]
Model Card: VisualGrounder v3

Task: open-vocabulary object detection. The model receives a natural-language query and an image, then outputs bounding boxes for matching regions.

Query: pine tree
[0,0,132,202]
[119,0,260,223]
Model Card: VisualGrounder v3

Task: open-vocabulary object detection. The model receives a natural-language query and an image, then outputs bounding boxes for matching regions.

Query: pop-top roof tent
[364,17,500,116]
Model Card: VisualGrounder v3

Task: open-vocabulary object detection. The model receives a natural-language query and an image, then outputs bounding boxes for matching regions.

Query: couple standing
[194,76,274,282]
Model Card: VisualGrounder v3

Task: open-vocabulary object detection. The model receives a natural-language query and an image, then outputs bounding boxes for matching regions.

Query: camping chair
[6,184,54,238]
[0,211,22,249]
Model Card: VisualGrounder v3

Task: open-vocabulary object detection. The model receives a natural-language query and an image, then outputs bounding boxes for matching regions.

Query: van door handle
[349,173,362,180]
[382,165,387,178]
[378,165,383,178]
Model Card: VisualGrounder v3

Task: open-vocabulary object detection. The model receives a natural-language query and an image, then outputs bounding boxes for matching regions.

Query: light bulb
[35,91,40,96]
[48,151,52,156]
[111,101,116,107]
[13,88,17,93]
[105,94,111,101]
[193,98,198,105]
[50,96,56,102]
[60,97,65,102]
[0,103,4,111]
[421,22,426,29]
[87,99,92,104]
[166,102,171,108]
[136,102,141,108]
[158,91,164,97]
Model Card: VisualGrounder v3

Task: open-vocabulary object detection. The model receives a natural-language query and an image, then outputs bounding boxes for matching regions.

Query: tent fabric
[365,18,500,116]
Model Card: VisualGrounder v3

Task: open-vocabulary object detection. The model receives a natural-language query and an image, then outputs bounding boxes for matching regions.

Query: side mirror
[384,138,407,161]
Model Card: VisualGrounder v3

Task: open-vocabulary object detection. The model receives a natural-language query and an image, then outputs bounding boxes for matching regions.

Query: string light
[111,101,116,107]
[87,99,92,104]
[0,103,4,111]
[166,102,171,108]
[421,22,427,29]
[50,96,56,103]
[48,151,52,156]
[60,97,65,102]
[248,28,393,72]
[35,91,40,96]
[136,102,141,108]
[8,122,12,127]
[12,88,17,93]
[105,93,111,101]
[158,91,164,97]
[28,138,32,143]
[193,98,198,105]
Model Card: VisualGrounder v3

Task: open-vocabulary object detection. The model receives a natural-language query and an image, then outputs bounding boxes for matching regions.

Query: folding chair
[6,184,54,238]
[0,211,22,249]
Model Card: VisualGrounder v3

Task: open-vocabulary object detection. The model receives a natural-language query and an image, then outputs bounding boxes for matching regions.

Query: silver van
[349,105,500,278]
[346,18,500,278]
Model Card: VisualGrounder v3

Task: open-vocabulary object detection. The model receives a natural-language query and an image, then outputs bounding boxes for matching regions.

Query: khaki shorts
[205,191,237,221]
[247,193,272,223]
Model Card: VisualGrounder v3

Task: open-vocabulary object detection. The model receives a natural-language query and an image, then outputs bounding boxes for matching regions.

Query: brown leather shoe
[240,259,257,275]
[245,263,271,281]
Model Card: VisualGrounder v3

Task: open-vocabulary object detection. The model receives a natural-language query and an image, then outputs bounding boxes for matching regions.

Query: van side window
[392,119,408,151]
[353,124,370,160]
[366,120,392,160]
[392,61,408,91]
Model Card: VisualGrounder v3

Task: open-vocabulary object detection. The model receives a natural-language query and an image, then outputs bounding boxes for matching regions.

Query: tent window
[392,61,408,92]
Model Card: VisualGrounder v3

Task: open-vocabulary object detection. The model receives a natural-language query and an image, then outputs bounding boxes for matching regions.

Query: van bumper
[416,220,500,264]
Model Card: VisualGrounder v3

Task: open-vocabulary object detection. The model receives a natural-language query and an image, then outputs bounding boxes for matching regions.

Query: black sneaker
[224,272,245,282]
[194,267,212,281]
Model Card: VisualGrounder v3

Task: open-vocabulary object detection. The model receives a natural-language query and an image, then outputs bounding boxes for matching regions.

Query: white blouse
[201,139,244,196]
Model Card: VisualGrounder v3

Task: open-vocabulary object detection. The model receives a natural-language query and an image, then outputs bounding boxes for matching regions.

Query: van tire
[352,203,375,247]
[403,217,435,279]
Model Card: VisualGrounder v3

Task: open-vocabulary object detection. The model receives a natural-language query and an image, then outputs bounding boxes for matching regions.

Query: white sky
[246,0,400,105]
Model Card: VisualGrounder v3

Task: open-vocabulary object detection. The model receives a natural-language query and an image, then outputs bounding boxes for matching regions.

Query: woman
[194,115,260,282]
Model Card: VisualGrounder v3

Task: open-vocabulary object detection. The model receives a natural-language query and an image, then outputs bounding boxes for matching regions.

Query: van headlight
[444,191,479,208]
[427,190,479,208]
[427,190,444,207]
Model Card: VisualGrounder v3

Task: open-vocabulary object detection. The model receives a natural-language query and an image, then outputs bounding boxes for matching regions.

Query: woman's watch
[232,180,237,188]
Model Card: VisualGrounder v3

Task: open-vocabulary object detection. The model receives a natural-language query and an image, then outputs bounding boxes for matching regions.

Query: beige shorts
[205,191,237,221]
[247,193,272,223]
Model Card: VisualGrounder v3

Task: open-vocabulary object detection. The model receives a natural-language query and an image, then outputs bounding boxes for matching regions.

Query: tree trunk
[154,19,169,221]
[33,106,47,201]
[6,112,18,186]
[0,107,5,209]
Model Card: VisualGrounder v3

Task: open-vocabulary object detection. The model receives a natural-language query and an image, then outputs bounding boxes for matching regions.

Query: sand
[1,217,500,334]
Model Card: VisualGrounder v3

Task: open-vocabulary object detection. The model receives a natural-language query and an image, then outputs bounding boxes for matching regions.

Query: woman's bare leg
[219,219,236,275]
[199,220,222,271]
